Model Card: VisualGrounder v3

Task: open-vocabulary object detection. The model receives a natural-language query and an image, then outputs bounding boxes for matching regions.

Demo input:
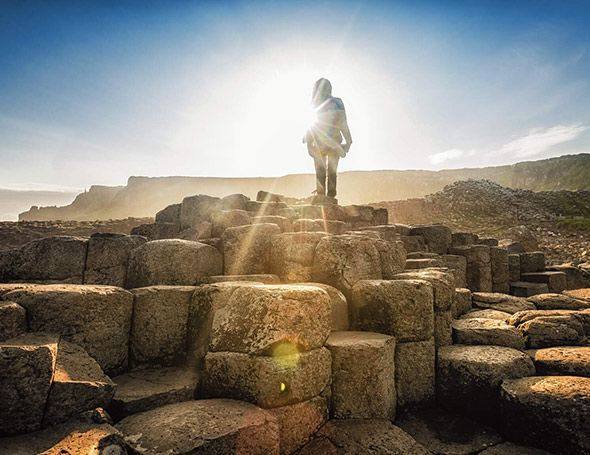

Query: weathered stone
[400,235,428,253]
[130,221,179,240]
[180,194,221,229]
[510,281,548,297]
[396,407,503,455]
[326,331,396,419]
[109,366,199,420]
[508,254,521,282]
[206,274,280,284]
[547,264,590,290]
[452,287,472,318]
[410,224,452,255]
[277,207,298,220]
[177,221,212,241]
[13,236,88,283]
[351,279,434,342]
[343,205,375,222]
[0,333,58,435]
[510,313,586,349]
[349,230,385,240]
[311,419,431,455]
[472,292,536,314]
[564,288,590,301]
[43,340,115,426]
[293,283,349,331]
[361,225,402,241]
[116,399,280,454]
[527,293,590,310]
[130,286,195,365]
[434,310,453,347]
[406,252,439,259]
[478,442,553,455]
[221,193,250,210]
[405,258,444,269]
[0,301,26,342]
[452,318,526,350]
[211,209,251,237]
[393,269,454,311]
[270,232,325,282]
[437,345,535,421]
[373,208,389,225]
[312,234,382,298]
[201,348,331,408]
[126,239,222,288]
[528,346,590,377]
[451,232,479,247]
[223,223,281,275]
[460,308,512,320]
[374,239,406,279]
[441,254,467,288]
[252,215,292,232]
[155,202,181,225]
[499,239,526,254]
[0,283,40,296]
[521,271,567,293]
[450,245,492,292]
[4,285,133,373]
[209,285,331,355]
[519,252,545,273]
[84,233,147,287]
[500,376,590,455]
[395,339,435,407]
[479,237,499,247]
[268,397,328,455]
[490,247,510,294]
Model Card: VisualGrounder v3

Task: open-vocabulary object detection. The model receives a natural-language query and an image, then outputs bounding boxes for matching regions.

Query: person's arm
[339,107,352,152]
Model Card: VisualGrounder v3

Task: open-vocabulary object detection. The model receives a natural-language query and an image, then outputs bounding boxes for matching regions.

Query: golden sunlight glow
[271,340,301,368]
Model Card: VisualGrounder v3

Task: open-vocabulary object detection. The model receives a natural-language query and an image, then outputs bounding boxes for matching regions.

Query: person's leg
[313,152,327,196]
[326,152,340,197]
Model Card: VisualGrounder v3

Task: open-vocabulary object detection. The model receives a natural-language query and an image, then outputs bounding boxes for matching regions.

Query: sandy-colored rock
[472,292,536,314]
[131,221,179,240]
[84,233,147,287]
[268,397,328,455]
[564,287,590,301]
[452,287,472,318]
[521,271,567,293]
[395,339,435,407]
[0,301,26,342]
[510,312,586,348]
[252,215,292,232]
[109,366,199,420]
[206,274,280,284]
[293,282,349,331]
[434,310,453,347]
[500,376,590,455]
[223,223,282,275]
[547,264,590,290]
[130,286,195,365]
[270,232,326,282]
[312,234,383,298]
[126,239,222,288]
[437,345,535,421]
[393,269,454,312]
[326,331,396,419]
[155,202,181,225]
[4,284,133,374]
[43,340,115,426]
[221,193,250,210]
[201,348,331,408]
[490,247,510,294]
[452,318,526,350]
[209,285,331,355]
[441,254,467,288]
[450,245,492,292]
[180,194,221,229]
[410,224,452,255]
[373,239,406,279]
[396,407,503,455]
[177,221,212,241]
[211,209,252,237]
[405,258,444,269]
[400,235,428,253]
[527,293,590,310]
[0,333,58,435]
[528,346,590,377]
[117,399,280,454]
[351,279,434,342]
[460,308,512,320]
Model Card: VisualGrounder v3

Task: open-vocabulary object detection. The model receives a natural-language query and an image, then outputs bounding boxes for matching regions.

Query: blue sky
[1,0,589,191]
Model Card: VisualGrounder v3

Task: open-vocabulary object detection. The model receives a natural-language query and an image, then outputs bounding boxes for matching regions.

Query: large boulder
[221,193,250,210]
[129,286,195,366]
[131,221,179,240]
[437,345,535,422]
[116,399,280,454]
[547,264,590,290]
[0,333,58,435]
[312,234,383,298]
[500,376,590,455]
[4,285,133,374]
[211,209,252,237]
[43,340,115,426]
[528,346,590,377]
[0,301,26,342]
[292,282,349,331]
[350,279,434,342]
[527,293,590,310]
[126,239,222,288]
[326,331,396,419]
[373,239,406,279]
[509,312,586,349]
[180,194,221,229]
[410,225,452,255]
[201,348,331,408]
[155,202,181,225]
[209,285,331,355]
[12,236,88,283]
[223,223,282,275]
[252,215,292,233]
[395,339,435,407]
[393,269,454,312]
[452,318,526,350]
[270,232,326,282]
[84,233,147,287]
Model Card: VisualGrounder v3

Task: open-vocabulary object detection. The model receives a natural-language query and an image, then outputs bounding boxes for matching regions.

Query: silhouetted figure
[304,78,352,199]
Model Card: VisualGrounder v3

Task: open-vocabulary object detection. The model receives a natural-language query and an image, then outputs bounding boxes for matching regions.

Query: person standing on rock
[303,78,352,199]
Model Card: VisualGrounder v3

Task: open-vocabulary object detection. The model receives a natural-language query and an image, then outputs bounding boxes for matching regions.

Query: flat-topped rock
[527,293,590,310]
[527,346,590,377]
[519,252,545,273]
[460,308,512,320]
[452,287,472,318]
[0,301,26,342]
[292,282,349,331]
[521,271,567,293]
[510,281,549,297]
[410,224,452,255]
[500,376,590,455]
[116,399,280,454]
[211,209,251,237]
[270,232,326,282]
[509,310,587,349]
[180,194,221,229]
[206,274,280,284]
[109,366,199,420]
[223,223,281,275]
[472,292,536,314]
[393,269,454,311]
[564,288,590,301]
[452,318,526,350]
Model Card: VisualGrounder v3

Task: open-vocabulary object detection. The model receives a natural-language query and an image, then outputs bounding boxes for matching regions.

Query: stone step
[508,310,588,349]
[521,271,567,293]
[109,366,199,421]
[460,309,512,321]
[472,292,536,314]
[527,293,590,310]
[452,318,526,350]
[205,274,280,284]
[325,331,396,419]
[0,301,26,342]
[527,346,590,377]
[405,258,444,269]
[510,281,549,297]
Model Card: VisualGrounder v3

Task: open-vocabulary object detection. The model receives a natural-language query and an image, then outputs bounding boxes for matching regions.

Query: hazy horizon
[1,0,590,191]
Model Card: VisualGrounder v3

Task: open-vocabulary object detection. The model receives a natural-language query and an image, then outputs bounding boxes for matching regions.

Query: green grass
[557,218,590,231]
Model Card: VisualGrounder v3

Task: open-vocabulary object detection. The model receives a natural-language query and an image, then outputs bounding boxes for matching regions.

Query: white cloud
[427,148,470,165]
[496,124,588,158]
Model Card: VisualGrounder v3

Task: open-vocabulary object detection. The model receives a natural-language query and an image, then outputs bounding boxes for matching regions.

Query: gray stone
[521,271,567,293]
[180,194,221,229]
[452,288,472,319]
[490,247,510,294]
[405,258,444,269]
[519,252,545,273]
[434,310,453,347]
[211,209,252,237]
[270,232,326,282]
[508,254,521,282]
[451,232,479,247]
[510,312,586,349]
[460,308,512,320]
[130,221,179,240]
[221,193,250,210]
[547,264,590,290]
[400,235,428,253]
[206,274,280,284]
[395,339,435,407]
[478,442,553,455]
[441,254,467,288]
[472,292,536,314]
[293,283,349,331]
[0,301,26,342]
[252,215,292,232]
[393,269,455,311]
[499,239,526,254]
[326,331,396,419]
[410,224,452,255]
[450,245,492,292]
[177,221,212,241]
[373,239,406,279]
[116,399,280,454]
[479,237,499,247]
[452,318,526,349]
[155,202,181,225]
[223,223,282,275]
[510,281,549,297]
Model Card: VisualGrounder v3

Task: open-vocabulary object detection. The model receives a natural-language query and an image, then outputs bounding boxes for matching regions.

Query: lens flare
[271,340,301,369]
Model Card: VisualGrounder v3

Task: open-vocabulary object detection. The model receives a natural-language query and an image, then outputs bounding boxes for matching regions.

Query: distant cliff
[18,153,590,221]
